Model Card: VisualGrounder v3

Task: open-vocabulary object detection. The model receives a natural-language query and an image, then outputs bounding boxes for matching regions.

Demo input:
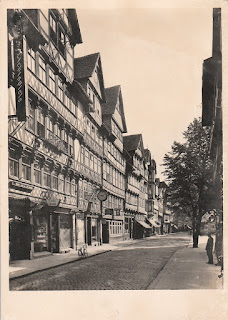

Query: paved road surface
[10,233,190,290]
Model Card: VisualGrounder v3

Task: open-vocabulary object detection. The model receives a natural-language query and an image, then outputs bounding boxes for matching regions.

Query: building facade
[101,85,128,243]
[8,9,169,261]
[144,149,161,234]
[74,53,105,246]
[202,8,223,264]
[8,9,84,260]
[123,134,151,239]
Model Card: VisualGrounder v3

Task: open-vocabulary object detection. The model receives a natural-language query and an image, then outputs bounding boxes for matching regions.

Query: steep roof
[102,86,120,115]
[123,134,142,152]
[74,53,100,79]
[67,9,83,46]
[101,85,127,133]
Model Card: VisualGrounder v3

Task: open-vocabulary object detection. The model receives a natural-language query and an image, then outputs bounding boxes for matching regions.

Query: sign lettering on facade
[13,36,26,121]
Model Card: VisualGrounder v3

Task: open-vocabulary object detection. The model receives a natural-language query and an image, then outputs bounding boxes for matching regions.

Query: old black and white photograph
[1,1,228,319]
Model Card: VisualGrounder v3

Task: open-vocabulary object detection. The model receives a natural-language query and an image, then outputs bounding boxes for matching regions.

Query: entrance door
[87,217,92,245]
[10,220,30,260]
[102,221,109,243]
[59,214,72,250]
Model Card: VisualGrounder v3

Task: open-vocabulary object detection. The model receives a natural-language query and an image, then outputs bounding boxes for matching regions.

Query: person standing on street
[205,233,214,264]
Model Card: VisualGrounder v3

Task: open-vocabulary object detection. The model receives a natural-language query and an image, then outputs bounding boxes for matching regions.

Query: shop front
[133,218,152,239]
[102,210,125,244]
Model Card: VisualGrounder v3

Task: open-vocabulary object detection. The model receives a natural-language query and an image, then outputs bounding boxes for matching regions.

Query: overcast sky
[75,7,216,178]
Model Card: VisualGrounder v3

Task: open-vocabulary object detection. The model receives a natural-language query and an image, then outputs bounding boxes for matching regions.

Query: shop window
[38,55,46,85]
[43,164,51,187]
[48,67,56,93]
[37,108,45,139]
[22,157,31,181]
[27,100,35,133]
[34,161,41,184]
[52,170,58,190]
[34,215,48,252]
[9,152,19,178]
[27,47,36,73]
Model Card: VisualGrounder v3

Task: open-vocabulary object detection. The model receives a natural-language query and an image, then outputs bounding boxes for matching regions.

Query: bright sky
[74,5,219,179]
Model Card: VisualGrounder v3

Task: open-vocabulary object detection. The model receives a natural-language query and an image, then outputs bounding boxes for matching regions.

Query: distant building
[144,149,161,234]
[101,85,128,243]
[123,134,151,239]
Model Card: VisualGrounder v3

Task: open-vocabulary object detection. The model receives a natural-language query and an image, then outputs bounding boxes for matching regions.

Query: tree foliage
[162,118,215,245]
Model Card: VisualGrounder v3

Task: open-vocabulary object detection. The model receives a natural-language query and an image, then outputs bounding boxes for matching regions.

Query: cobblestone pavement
[10,234,190,291]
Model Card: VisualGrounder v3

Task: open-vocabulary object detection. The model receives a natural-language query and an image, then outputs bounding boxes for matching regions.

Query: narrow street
[10,233,190,291]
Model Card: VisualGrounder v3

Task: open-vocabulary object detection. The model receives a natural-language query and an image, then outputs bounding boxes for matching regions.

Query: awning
[136,220,152,229]
[171,223,178,229]
[148,219,161,228]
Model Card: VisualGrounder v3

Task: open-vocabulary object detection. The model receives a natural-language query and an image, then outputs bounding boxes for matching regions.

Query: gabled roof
[102,86,120,115]
[74,52,100,79]
[123,134,142,152]
[101,85,127,133]
[74,52,106,102]
[67,9,83,46]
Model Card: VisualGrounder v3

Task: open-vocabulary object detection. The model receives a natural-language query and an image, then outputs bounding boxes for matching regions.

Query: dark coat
[206,236,213,252]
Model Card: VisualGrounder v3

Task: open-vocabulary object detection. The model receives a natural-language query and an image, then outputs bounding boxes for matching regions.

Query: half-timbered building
[101,85,128,243]
[8,9,86,260]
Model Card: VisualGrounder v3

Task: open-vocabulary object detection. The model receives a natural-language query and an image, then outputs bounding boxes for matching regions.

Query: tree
[162,118,215,247]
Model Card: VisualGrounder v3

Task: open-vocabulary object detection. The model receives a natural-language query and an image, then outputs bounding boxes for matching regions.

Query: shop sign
[13,36,27,121]
[105,208,113,215]
[46,192,61,207]
[10,181,33,192]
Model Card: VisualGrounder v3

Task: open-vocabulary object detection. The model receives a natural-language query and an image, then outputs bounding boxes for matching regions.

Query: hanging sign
[13,35,26,121]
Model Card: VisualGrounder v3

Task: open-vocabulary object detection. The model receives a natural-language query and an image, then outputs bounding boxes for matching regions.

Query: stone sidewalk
[147,235,223,290]
[9,238,143,280]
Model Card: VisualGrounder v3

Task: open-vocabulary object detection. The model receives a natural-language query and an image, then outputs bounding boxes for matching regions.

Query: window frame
[22,156,31,181]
